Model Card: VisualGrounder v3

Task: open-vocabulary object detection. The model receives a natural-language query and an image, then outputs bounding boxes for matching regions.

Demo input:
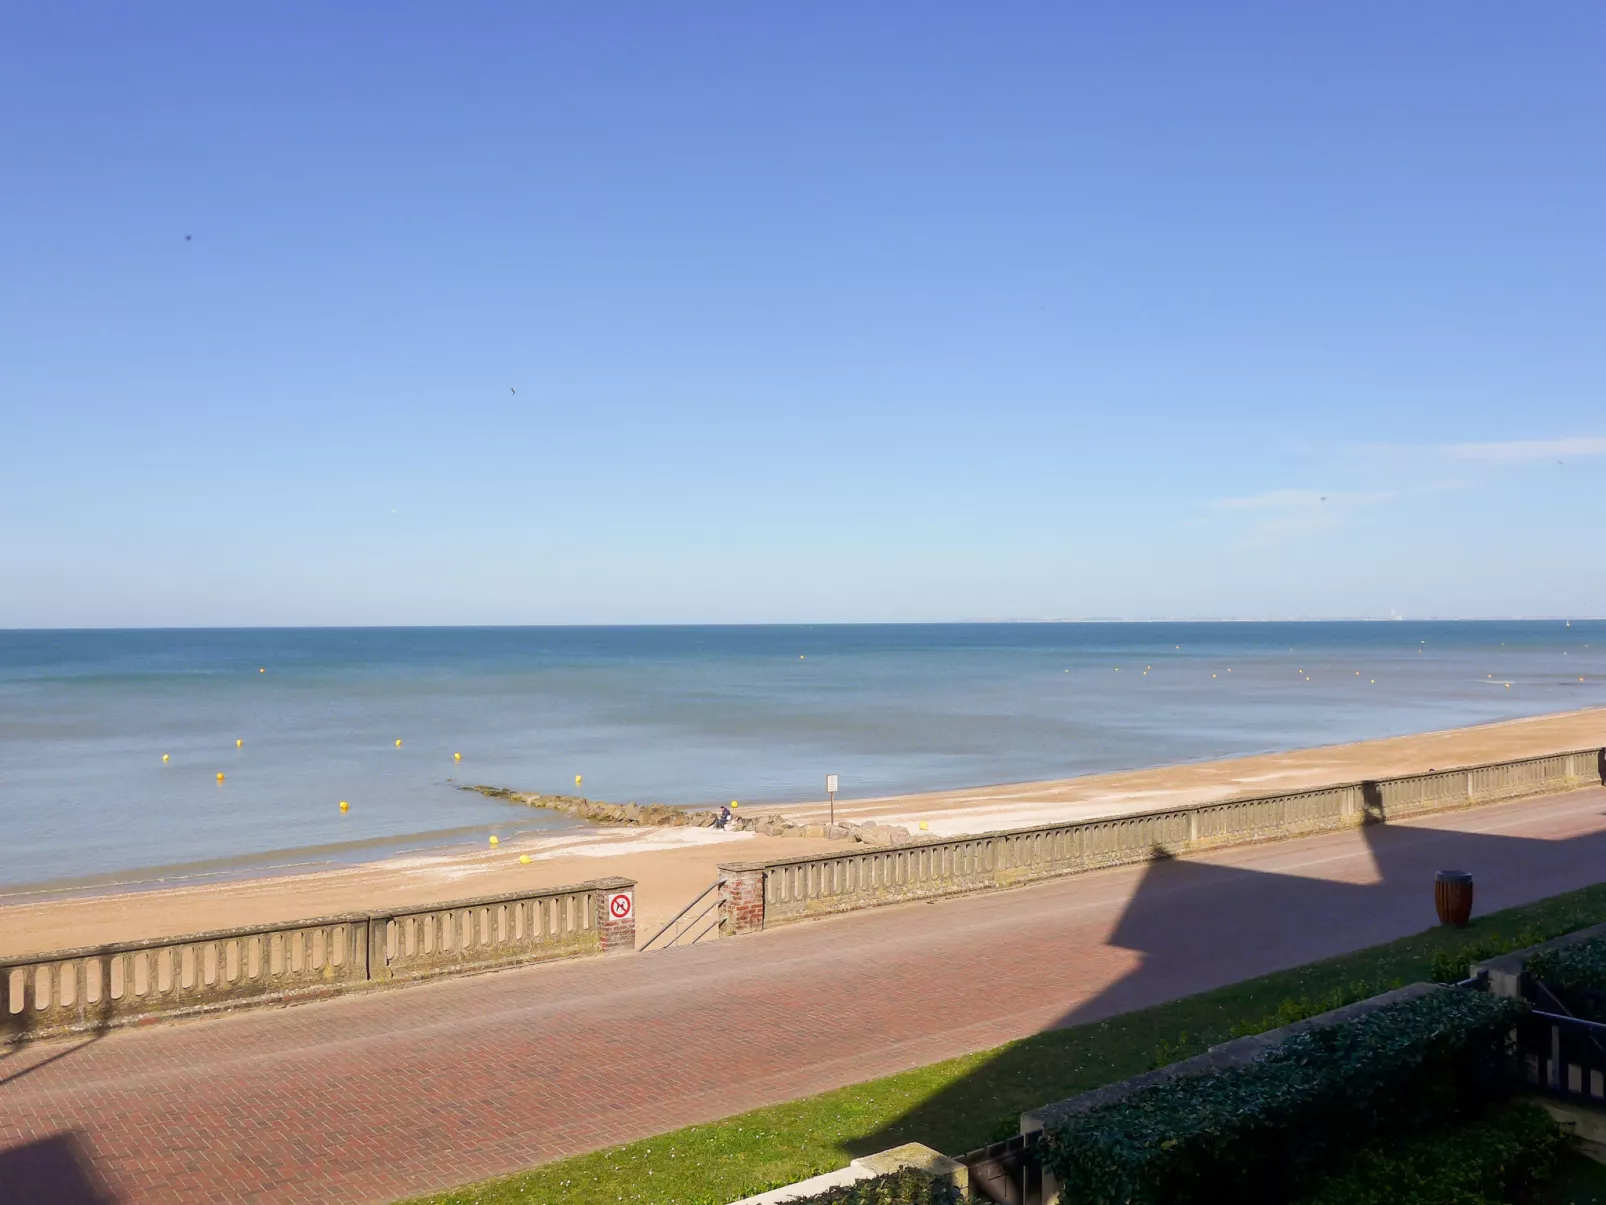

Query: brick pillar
[593,877,638,953]
[719,863,766,936]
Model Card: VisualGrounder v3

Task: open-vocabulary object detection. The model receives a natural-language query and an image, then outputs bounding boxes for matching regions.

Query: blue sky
[2,4,1602,626]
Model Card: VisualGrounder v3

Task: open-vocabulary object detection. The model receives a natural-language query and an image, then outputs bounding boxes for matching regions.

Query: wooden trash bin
[1435,870,1474,928]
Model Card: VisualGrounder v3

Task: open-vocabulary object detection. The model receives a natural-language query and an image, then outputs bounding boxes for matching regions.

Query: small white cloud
[1440,436,1606,462]
[1214,489,1396,512]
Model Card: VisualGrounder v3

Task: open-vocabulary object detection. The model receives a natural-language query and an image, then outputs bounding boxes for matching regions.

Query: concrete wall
[721,748,1605,934]
[0,877,635,1045]
[726,1143,967,1205]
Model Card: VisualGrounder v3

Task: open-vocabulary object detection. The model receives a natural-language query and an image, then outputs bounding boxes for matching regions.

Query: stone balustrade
[720,748,1605,933]
[1374,749,1600,819]
[374,882,620,982]
[1,876,634,1045]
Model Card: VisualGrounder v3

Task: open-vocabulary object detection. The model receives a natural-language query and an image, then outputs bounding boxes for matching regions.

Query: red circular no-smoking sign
[608,892,633,921]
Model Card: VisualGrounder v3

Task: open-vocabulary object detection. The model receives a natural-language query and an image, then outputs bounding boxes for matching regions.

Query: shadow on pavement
[2,945,120,1087]
[853,800,1606,1156]
[0,1132,117,1203]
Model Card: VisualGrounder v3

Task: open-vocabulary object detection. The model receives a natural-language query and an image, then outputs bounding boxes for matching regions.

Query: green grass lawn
[405,881,1606,1205]
[1545,1155,1606,1205]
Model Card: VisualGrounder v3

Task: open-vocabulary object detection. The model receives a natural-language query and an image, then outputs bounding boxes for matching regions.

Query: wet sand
[2,706,1601,957]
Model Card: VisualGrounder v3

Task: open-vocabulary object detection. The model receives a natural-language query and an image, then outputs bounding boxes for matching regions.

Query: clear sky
[2,4,1602,626]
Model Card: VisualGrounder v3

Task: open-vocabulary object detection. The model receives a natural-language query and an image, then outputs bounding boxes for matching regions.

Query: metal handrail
[641,878,724,951]
[686,914,722,945]
[1531,1009,1606,1035]
[676,895,721,938]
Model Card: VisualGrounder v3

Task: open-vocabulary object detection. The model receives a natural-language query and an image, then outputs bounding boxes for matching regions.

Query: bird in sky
[510,387,516,394]
[185,235,191,241]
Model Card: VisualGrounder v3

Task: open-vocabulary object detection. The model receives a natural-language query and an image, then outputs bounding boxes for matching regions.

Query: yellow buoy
[161,753,169,762]
[918,821,929,831]
[454,752,462,761]
[259,667,265,673]
[489,835,499,846]
[800,655,805,660]
[731,800,740,808]
[395,739,403,748]
[575,774,582,786]
[519,854,532,864]
[236,739,242,749]
[216,772,225,782]
[339,800,349,812]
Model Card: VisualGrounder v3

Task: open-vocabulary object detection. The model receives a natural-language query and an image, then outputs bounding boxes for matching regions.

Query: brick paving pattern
[3,787,1606,1203]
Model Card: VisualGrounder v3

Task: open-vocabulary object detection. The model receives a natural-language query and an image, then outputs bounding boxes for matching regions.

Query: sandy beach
[2,705,1601,958]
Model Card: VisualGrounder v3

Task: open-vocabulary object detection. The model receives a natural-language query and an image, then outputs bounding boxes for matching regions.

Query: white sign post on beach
[826,774,838,825]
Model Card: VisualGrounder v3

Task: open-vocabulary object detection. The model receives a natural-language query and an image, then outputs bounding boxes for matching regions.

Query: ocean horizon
[2,621,1602,895]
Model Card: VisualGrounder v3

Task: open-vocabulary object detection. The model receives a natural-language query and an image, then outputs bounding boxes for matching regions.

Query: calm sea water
[1,623,1602,893]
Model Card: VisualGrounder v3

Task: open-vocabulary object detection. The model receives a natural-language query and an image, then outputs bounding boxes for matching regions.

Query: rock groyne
[465,786,915,845]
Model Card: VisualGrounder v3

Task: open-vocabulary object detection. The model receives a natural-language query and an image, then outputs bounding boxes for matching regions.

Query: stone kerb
[726,1142,966,1205]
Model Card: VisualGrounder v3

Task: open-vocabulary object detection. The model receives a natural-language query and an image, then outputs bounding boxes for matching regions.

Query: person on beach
[718,802,732,830]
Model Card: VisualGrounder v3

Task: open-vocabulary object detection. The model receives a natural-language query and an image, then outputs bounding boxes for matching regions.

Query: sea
[1,622,1602,895]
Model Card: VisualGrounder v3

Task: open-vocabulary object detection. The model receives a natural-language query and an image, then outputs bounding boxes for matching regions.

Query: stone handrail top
[387,875,633,917]
[0,876,636,969]
[0,912,376,967]
[718,745,1604,873]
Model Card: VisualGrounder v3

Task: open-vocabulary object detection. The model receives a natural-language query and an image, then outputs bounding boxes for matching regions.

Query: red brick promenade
[4,787,1606,1204]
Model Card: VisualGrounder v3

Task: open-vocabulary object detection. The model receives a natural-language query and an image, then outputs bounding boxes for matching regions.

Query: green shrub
[1226,979,1398,1038]
[1040,988,1527,1205]
[1527,937,1606,1019]
[1430,929,1546,984]
[1145,1031,1192,1070]
[1295,1100,1566,1205]
[773,1170,960,1204]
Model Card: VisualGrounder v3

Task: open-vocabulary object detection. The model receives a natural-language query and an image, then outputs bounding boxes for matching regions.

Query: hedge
[1526,937,1606,1020]
[762,1170,961,1205]
[1295,1100,1566,1205]
[1040,987,1527,1205]
[1428,929,1546,985]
